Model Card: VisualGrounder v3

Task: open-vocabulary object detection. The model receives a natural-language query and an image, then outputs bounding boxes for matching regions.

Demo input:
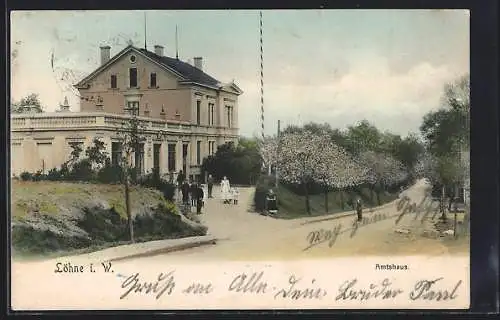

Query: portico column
[176,139,183,176]
[144,138,153,174]
[160,141,168,177]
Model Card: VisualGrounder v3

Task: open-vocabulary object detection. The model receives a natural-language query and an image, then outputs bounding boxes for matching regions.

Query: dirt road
[133,179,468,263]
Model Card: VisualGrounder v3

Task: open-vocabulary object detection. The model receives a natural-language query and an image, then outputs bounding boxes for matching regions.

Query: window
[150,73,157,88]
[196,141,201,165]
[226,105,233,128]
[182,144,188,173]
[110,75,117,89]
[153,144,161,170]
[111,142,122,166]
[196,100,201,125]
[134,143,144,175]
[126,101,139,116]
[129,68,137,88]
[208,141,216,155]
[168,144,176,172]
[208,103,215,126]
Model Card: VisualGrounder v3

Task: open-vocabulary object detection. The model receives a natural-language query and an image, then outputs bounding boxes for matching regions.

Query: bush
[137,167,162,188]
[20,172,32,181]
[136,168,176,202]
[46,168,63,181]
[160,183,176,202]
[97,164,123,184]
[254,174,276,212]
[68,159,95,181]
[133,202,206,239]
[32,170,45,182]
[76,207,127,243]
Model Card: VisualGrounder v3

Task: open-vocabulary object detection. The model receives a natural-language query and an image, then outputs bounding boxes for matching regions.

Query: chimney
[193,57,203,71]
[154,45,164,56]
[61,96,70,111]
[100,45,111,65]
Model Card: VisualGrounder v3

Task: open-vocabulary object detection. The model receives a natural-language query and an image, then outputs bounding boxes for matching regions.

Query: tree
[68,142,83,168]
[344,120,381,155]
[12,93,44,113]
[359,150,409,205]
[420,74,470,156]
[278,131,323,214]
[85,138,109,170]
[259,136,278,173]
[395,134,425,174]
[420,74,470,221]
[116,113,148,243]
[425,154,466,221]
[201,138,261,185]
[313,133,369,212]
[412,151,435,180]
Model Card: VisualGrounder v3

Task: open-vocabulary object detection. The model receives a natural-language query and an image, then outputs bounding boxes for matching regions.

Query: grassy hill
[255,177,398,219]
[11,180,206,258]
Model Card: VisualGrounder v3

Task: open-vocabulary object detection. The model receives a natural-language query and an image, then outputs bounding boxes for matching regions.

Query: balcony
[10,112,190,133]
[10,112,240,140]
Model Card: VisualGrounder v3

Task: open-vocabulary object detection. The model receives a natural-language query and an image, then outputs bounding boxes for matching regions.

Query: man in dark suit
[356,198,363,222]
[189,180,197,207]
[195,184,204,214]
[181,180,190,206]
[207,174,214,198]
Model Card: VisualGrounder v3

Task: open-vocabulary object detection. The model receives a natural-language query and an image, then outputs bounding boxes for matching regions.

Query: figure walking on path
[202,183,208,203]
[232,187,240,205]
[356,198,363,222]
[195,183,205,214]
[207,174,214,198]
[220,176,231,204]
[181,180,190,205]
[189,180,197,207]
[266,189,277,214]
[176,170,185,201]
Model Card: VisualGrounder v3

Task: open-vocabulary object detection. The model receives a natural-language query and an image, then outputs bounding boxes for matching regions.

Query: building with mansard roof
[11,44,243,182]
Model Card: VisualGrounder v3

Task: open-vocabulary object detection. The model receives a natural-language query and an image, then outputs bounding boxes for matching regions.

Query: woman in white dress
[220,176,231,204]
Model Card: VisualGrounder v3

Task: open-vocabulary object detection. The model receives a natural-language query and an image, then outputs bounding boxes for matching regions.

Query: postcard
[10,9,470,310]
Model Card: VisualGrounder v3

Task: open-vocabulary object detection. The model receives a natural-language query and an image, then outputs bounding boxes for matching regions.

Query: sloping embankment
[11,180,207,257]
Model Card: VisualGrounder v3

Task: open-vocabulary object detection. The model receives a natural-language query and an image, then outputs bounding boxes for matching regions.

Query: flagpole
[144,12,147,50]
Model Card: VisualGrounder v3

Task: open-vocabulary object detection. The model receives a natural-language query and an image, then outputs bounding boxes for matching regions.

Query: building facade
[11,44,243,182]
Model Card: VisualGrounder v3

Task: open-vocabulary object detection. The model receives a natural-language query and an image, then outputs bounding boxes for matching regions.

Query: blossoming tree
[359,150,409,205]
[313,133,370,212]
[278,131,321,214]
[259,136,279,175]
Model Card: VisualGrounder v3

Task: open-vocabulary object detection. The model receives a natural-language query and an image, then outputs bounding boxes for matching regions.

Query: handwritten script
[117,271,463,304]
[304,194,440,251]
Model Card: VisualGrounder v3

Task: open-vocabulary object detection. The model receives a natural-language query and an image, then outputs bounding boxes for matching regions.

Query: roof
[75,45,242,94]
[137,48,221,88]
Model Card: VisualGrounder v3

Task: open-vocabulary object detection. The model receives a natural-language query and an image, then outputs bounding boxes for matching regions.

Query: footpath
[77,235,218,262]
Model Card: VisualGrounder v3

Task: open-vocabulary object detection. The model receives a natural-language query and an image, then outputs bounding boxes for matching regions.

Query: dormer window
[129,68,137,88]
[150,73,157,88]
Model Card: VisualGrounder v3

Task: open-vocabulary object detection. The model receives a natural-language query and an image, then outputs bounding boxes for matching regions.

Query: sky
[10,10,469,138]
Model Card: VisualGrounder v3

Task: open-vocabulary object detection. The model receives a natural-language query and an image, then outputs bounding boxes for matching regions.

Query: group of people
[177,171,208,215]
[176,171,240,214]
